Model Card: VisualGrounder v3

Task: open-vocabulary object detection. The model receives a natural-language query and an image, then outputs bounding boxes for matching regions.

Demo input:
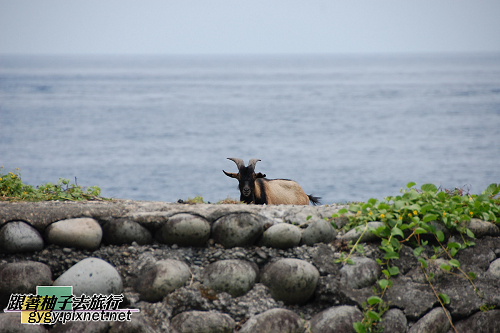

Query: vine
[331,182,500,333]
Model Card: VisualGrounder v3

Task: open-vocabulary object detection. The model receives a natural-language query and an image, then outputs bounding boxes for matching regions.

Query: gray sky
[1,0,499,55]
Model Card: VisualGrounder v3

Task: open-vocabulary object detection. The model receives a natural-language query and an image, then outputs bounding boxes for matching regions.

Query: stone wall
[1,200,500,332]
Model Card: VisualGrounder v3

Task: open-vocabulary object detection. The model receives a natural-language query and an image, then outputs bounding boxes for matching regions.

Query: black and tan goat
[223,158,320,205]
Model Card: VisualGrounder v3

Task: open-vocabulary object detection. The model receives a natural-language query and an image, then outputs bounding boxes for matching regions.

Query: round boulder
[102,219,152,245]
[301,219,336,246]
[156,214,210,247]
[212,213,264,248]
[259,223,302,249]
[53,257,123,297]
[261,258,319,304]
[171,311,235,333]
[203,259,258,297]
[340,257,381,289]
[310,305,363,333]
[45,218,102,250]
[134,259,190,302]
[0,221,44,253]
[238,308,304,333]
[0,261,52,309]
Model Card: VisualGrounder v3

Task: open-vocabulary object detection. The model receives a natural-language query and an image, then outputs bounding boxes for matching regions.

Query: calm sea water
[1,54,499,204]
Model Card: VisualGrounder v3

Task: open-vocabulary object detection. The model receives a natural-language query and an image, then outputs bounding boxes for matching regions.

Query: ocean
[1,53,499,204]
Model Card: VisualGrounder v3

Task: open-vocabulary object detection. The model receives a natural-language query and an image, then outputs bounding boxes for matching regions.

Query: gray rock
[102,219,152,245]
[487,258,500,278]
[157,213,211,247]
[259,223,302,249]
[170,310,235,333]
[212,213,264,248]
[409,307,451,333]
[384,277,437,320]
[261,258,319,304]
[310,305,363,333]
[134,259,190,302]
[301,219,336,246]
[459,218,500,238]
[50,320,110,333]
[44,217,102,250]
[53,257,123,297]
[449,309,500,333]
[0,221,44,253]
[203,259,258,297]
[342,221,384,243]
[238,308,305,333]
[381,309,407,333]
[0,312,48,332]
[108,312,157,333]
[0,261,52,309]
[340,257,382,289]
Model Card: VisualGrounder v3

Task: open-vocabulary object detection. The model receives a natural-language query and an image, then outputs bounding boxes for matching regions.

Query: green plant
[0,167,108,201]
[331,182,499,333]
[184,196,206,204]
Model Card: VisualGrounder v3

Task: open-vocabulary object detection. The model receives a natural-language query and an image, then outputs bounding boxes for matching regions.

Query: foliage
[330,182,500,333]
[0,167,107,201]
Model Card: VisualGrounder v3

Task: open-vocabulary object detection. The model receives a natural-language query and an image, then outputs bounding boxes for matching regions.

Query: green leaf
[414,228,428,235]
[413,246,425,257]
[388,266,400,276]
[407,182,417,189]
[391,227,404,238]
[367,296,383,305]
[378,279,389,289]
[447,242,461,249]
[423,214,438,223]
[306,215,312,221]
[436,231,445,243]
[440,264,451,271]
[439,293,451,305]
[338,208,348,214]
[421,183,438,192]
[367,310,381,321]
[418,258,428,268]
[449,259,461,268]
[384,251,400,260]
[346,258,355,265]
[353,322,366,333]
[468,271,477,280]
[466,229,475,239]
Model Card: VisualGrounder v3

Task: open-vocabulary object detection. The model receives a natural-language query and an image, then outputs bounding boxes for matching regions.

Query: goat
[223,158,321,205]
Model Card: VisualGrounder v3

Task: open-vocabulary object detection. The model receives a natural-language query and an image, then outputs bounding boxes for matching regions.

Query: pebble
[238,308,304,333]
[259,223,302,249]
[170,310,235,333]
[261,258,319,304]
[203,259,259,297]
[310,305,363,332]
[134,259,191,302]
[44,218,102,250]
[53,257,123,297]
[0,221,44,253]
[156,213,211,247]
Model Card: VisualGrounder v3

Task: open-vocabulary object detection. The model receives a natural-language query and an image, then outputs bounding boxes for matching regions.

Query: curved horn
[248,158,261,172]
[227,158,246,170]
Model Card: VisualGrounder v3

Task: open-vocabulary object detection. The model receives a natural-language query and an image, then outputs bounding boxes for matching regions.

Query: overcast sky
[1,0,499,55]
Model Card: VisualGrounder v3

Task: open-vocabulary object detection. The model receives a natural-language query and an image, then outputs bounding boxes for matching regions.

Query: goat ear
[255,172,266,178]
[223,170,239,179]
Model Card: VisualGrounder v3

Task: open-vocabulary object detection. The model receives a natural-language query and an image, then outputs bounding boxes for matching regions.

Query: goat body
[223,158,320,205]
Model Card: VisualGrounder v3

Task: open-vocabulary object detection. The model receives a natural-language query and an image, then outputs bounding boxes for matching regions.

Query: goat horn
[248,159,261,171]
[227,158,246,170]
